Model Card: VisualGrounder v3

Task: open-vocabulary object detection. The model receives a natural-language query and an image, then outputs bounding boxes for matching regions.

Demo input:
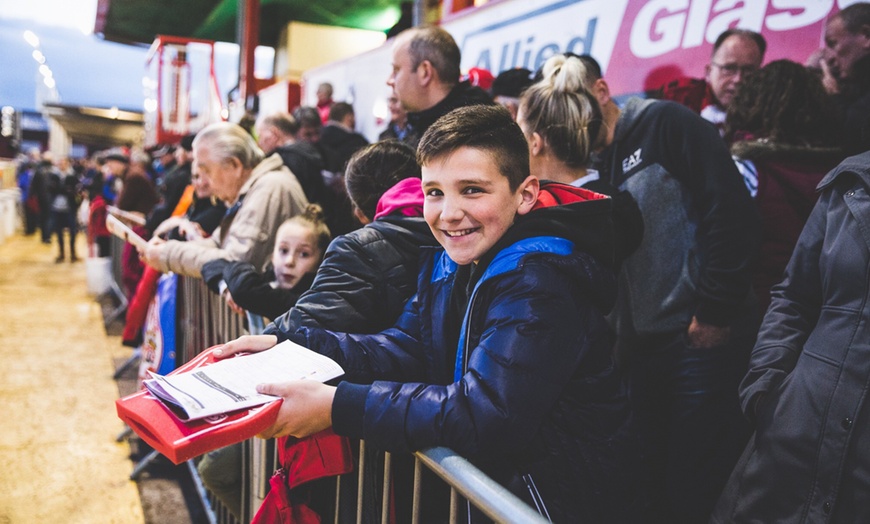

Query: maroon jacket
[731,140,844,313]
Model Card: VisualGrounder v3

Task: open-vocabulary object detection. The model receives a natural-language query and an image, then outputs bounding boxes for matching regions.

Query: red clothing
[657,77,717,114]
[317,100,333,125]
[87,195,110,241]
[251,429,353,524]
[731,140,844,313]
[373,177,424,220]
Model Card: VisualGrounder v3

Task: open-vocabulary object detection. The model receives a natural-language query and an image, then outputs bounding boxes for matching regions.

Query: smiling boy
[219,105,641,522]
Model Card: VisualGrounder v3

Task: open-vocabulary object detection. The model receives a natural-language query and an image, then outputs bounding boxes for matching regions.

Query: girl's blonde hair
[278,204,332,253]
[519,54,603,168]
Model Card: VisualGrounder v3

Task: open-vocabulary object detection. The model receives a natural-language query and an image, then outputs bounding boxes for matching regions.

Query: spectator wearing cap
[101,151,129,204]
[151,144,177,179]
[492,67,534,120]
[464,66,494,92]
[145,135,195,234]
[386,25,493,147]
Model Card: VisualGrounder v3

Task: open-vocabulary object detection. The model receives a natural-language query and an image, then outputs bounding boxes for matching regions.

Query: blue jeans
[625,326,754,524]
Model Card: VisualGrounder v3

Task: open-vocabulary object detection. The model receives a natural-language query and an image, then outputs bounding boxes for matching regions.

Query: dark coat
[145,161,192,233]
[199,260,314,321]
[712,151,870,523]
[294,185,642,523]
[318,124,368,174]
[267,215,437,336]
[403,81,493,148]
[273,142,328,207]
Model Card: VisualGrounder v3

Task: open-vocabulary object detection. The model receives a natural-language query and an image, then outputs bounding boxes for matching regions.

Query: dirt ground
[0,233,197,524]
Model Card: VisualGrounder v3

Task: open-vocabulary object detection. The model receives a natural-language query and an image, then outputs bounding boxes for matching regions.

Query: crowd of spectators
[15,4,870,522]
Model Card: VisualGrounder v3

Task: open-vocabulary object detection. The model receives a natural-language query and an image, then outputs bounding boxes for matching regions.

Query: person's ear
[516,175,540,216]
[528,132,545,157]
[704,62,713,82]
[417,60,434,87]
[591,78,612,107]
[226,156,243,173]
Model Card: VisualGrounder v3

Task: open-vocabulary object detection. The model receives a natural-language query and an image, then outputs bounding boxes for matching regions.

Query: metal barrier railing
[168,273,548,524]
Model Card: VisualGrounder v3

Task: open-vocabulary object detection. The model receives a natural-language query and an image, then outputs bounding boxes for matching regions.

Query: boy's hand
[255,381,336,439]
[214,334,278,359]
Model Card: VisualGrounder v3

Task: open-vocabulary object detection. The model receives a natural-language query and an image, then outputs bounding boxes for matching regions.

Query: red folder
[115,346,282,464]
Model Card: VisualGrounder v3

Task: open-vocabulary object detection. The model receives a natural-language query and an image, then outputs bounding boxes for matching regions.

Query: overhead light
[32,50,45,64]
[44,77,56,89]
[39,64,52,77]
[23,30,40,48]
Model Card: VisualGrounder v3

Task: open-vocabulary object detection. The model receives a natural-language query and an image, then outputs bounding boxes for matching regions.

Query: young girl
[201,204,331,321]
[196,204,330,520]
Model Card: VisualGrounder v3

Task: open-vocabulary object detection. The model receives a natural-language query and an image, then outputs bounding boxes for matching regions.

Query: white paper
[106,214,149,251]
[144,340,344,421]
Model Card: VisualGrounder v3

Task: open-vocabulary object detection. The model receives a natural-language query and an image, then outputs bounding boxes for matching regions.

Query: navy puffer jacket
[290,183,643,522]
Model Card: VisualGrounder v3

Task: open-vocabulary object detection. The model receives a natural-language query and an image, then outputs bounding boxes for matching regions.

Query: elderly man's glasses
[711,62,757,77]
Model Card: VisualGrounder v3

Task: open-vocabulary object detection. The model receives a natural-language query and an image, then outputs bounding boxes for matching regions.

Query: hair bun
[301,203,325,222]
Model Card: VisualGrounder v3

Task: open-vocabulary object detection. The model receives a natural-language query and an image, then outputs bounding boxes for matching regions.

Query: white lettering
[471,18,598,73]
[766,0,832,31]
[706,0,766,41]
[628,0,840,59]
[630,0,689,58]
[682,0,713,48]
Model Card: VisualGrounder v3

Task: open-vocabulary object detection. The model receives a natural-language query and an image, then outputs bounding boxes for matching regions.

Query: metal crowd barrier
[171,274,547,524]
[105,233,129,328]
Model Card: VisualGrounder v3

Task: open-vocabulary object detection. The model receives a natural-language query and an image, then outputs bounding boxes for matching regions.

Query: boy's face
[422,147,537,265]
[272,222,322,289]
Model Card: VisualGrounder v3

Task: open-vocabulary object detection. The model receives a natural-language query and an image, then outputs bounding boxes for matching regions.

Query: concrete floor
[0,233,192,524]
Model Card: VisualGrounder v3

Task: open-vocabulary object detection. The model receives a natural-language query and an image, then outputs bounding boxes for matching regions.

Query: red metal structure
[144,35,223,147]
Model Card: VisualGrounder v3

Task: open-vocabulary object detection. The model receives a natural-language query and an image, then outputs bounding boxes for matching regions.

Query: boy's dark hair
[345,140,420,220]
[417,105,529,191]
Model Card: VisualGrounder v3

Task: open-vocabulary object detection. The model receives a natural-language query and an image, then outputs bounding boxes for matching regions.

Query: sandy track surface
[0,234,144,524]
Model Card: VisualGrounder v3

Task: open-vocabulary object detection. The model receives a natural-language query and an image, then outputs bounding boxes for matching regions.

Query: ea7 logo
[622,148,642,173]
